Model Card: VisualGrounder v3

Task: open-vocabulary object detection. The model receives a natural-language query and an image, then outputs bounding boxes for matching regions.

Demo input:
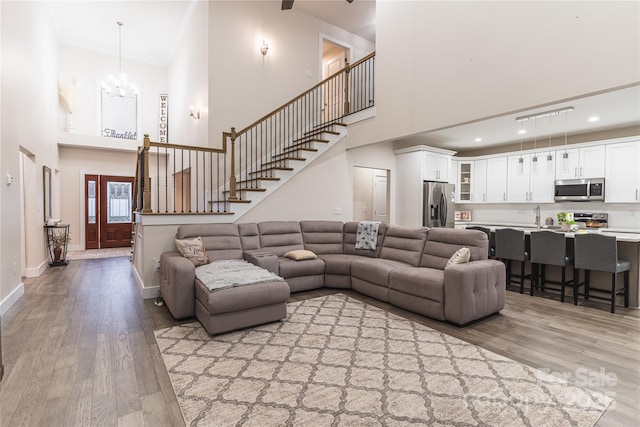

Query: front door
[85,174,134,249]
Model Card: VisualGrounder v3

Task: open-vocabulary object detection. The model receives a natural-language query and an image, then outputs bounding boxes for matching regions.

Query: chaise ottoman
[193,260,290,335]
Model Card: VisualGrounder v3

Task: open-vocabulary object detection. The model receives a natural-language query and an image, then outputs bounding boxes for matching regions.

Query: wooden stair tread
[209,199,252,204]
[263,157,306,165]
[237,177,280,186]
[223,188,266,194]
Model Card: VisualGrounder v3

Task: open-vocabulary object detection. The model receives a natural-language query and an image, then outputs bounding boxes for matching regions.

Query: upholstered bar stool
[574,233,630,313]
[529,231,576,302]
[466,226,495,259]
[494,228,531,294]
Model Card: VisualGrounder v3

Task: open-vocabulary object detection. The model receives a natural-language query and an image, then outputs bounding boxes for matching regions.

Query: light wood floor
[1,257,638,426]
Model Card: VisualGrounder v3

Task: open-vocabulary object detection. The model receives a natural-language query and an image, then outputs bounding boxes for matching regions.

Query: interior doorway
[173,168,191,213]
[321,38,350,123]
[353,167,390,223]
[84,174,134,249]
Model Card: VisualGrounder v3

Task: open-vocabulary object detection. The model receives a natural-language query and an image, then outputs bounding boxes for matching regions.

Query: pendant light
[101,22,137,97]
[546,114,554,173]
[518,128,525,175]
[562,108,570,172]
[531,117,538,174]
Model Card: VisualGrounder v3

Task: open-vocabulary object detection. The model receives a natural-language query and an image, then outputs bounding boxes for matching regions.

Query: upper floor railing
[134,52,375,214]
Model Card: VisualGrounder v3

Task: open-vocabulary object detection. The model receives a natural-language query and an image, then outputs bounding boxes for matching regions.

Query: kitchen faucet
[535,204,541,230]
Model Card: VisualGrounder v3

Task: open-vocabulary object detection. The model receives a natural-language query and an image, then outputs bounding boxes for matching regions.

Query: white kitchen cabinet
[507,152,555,203]
[555,145,605,179]
[424,151,450,182]
[485,157,508,203]
[473,159,488,203]
[507,154,531,202]
[457,161,473,202]
[605,141,640,203]
[394,146,456,226]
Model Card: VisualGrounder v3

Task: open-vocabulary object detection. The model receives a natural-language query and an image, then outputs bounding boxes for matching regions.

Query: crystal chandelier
[101,22,137,97]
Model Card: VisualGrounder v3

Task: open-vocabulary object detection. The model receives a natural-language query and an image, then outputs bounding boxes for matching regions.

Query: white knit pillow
[445,247,470,269]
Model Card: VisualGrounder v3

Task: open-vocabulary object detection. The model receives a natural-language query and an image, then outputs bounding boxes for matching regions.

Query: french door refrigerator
[423,181,456,228]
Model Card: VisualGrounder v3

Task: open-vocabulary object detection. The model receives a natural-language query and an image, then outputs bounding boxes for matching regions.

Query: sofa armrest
[244,249,279,275]
[443,260,506,326]
[160,251,196,319]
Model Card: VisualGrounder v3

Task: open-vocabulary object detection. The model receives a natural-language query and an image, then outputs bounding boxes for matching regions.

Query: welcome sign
[159,94,168,143]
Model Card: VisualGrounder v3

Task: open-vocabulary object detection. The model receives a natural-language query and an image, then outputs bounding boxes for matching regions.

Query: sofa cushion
[258,221,304,256]
[284,249,317,261]
[421,228,488,270]
[175,236,210,266]
[379,226,429,267]
[177,223,243,261]
[343,222,388,257]
[278,257,325,279]
[389,267,444,302]
[351,258,411,287]
[318,254,363,276]
[300,221,344,254]
[238,223,260,251]
[446,247,470,269]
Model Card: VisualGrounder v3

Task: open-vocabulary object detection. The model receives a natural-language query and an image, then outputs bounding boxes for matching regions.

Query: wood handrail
[235,51,376,136]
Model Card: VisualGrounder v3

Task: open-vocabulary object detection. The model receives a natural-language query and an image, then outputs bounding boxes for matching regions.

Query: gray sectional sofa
[160,221,506,334]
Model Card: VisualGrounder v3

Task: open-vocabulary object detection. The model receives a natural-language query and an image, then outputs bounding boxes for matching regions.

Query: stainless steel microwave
[554,178,605,202]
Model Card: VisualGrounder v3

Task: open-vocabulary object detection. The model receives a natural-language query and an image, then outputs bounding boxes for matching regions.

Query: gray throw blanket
[196,259,284,292]
[355,221,380,250]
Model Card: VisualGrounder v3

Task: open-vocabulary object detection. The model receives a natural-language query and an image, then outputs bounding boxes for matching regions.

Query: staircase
[210,123,348,221]
[133,52,374,223]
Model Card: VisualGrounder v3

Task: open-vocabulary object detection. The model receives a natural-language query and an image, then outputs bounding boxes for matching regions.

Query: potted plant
[50,230,71,262]
[556,212,575,232]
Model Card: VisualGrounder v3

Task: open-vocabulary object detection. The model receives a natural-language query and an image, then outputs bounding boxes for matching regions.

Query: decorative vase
[54,246,62,262]
[560,222,570,232]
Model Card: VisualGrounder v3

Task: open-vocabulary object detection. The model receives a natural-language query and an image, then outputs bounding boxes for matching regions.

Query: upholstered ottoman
[193,260,290,335]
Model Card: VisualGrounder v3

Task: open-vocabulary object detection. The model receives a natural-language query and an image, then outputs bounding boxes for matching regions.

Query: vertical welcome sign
[159,94,168,143]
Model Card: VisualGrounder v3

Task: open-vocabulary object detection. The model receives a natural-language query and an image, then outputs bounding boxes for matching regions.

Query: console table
[45,224,70,266]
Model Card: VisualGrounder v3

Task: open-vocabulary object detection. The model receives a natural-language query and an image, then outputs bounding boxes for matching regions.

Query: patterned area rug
[154,294,611,426]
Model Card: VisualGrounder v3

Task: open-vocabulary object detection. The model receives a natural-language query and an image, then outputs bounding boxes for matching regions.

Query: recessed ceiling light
[588,116,600,122]
[474,137,482,142]
[517,129,527,135]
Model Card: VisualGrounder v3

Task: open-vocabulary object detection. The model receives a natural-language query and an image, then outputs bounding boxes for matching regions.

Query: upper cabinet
[605,141,640,203]
[505,152,555,203]
[485,157,508,203]
[555,145,605,179]
[423,151,451,182]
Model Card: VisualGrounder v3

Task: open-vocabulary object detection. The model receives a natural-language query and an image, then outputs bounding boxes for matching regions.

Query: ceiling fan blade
[281,0,294,10]
[346,0,354,3]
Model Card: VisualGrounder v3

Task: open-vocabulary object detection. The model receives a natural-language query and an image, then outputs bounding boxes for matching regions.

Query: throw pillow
[284,249,317,261]
[445,247,470,269]
[175,236,210,266]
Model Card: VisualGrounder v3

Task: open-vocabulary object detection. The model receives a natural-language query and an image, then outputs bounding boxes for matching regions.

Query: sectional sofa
[160,221,506,334]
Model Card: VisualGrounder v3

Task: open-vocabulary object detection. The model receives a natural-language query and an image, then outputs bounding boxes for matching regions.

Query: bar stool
[529,231,576,302]
[494,228,531,294]
[574,234,629,313]
[466,226,495,258]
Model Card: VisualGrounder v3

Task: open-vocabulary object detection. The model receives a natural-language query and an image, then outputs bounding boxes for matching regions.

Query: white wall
[167,0,208,147]
[57,43,168,141]
[208,0,374,149]
[1,1,59,310]
[349,1,640,149]
[239,137,396,223]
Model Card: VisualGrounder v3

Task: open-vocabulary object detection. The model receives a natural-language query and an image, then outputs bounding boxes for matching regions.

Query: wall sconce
[260,40,269,56]
[190,105,200,120]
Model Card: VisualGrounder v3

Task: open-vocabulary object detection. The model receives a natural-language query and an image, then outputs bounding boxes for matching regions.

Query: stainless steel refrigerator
[423,181,456,228]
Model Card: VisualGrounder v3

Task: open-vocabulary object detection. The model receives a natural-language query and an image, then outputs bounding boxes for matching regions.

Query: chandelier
[101,22,137,97]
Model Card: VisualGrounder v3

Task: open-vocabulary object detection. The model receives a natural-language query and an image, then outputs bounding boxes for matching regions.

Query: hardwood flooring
[1,257,638,426]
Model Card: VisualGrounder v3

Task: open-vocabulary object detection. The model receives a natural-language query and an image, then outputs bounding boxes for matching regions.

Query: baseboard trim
[25,259,48,278]
[1,282,24,316]
[131,264,159,299]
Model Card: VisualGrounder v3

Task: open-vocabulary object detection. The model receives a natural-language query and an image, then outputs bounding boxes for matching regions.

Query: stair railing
[135,51,375,214]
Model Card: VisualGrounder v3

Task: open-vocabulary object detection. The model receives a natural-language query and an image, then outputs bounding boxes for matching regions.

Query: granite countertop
[457,221,640,242]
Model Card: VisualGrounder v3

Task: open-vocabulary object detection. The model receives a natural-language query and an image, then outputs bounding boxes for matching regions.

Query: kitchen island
[456,222,640,308]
